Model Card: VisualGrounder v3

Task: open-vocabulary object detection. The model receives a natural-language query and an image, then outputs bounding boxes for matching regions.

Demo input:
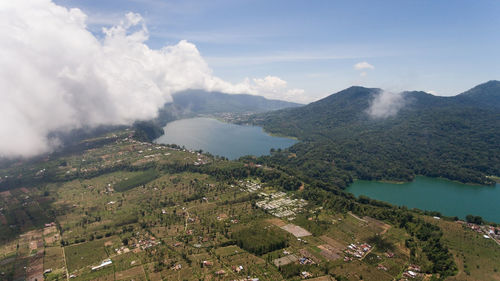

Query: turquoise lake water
[155,117,297,160]
[347,176,500,223]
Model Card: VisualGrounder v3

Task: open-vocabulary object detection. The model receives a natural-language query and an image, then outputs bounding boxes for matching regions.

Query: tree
[465,215,483,225]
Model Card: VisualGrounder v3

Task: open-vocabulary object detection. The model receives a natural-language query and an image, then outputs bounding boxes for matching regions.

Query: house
[377,264,388,271]
[406,271,417,278]
[360,243,372,252]
[171,264,182,271]
[233,265,243,272]
[408,264,421,272]
[301,271,312,278]
[202,260,213,267]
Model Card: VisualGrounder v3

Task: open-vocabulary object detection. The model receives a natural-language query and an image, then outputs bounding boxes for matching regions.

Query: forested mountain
[247,81,500,186]
[156,90,302,125]
[457,80,500,109]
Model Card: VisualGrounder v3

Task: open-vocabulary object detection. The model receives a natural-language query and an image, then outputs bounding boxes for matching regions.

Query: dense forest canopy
[245,81,500,186]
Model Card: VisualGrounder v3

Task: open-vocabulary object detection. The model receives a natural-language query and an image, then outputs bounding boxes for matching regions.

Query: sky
[53,0,500,100]
[1,0,499,158]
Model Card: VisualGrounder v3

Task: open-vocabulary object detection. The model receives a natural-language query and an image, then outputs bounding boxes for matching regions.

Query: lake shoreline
[155,117,297,160]
[347,176,500,223]
[210,116,300,141]
[351,175,497,187]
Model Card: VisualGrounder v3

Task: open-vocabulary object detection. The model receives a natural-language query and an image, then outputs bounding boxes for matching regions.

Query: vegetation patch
[114,169,159,192]
[232,226,289,255]
[65,240,108,272]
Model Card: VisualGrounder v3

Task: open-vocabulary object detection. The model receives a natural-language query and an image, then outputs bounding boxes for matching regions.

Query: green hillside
[245,82,500,186]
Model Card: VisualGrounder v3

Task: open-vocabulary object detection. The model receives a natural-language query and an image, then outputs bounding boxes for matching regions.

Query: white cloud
[221,76,306,103]
[354,61,375,70]
[0,0,304,157]
[366,91,406,119]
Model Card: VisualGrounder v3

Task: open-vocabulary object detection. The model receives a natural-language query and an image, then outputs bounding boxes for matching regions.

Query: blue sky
[54,0,500,101]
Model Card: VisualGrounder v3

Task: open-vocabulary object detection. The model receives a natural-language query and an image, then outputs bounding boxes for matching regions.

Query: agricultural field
[424,217,500,281]
[0,131,499,280]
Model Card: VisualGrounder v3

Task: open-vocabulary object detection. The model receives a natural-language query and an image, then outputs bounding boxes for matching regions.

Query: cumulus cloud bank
[0,0,304,158]
[366,91,407,119]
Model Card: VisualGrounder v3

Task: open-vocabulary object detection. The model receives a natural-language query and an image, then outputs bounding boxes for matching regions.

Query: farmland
[0,130,499,280]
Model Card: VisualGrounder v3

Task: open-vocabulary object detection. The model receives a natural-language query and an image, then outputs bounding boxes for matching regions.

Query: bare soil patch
[281,224,312,237]
[267,218,286,227]
[363,216,391,234]
[320,235,347,250]
[27,252,44,281]
[0,190,11,198]
[317,244,341,261]
[43,225,57,236]
[273,254,298,267]
[0,214,7,225]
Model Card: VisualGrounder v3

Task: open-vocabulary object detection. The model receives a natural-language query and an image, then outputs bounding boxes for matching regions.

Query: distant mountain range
[156,90,302,125]
[246,81,500,186]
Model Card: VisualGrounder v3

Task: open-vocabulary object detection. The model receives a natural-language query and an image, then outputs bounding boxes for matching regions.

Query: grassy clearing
[115,266,147,281]
[215,245,244,257]
[44,246,65,271]
[112,251,144,272]
[65,239,108,272]
[114,169,159,192]
[425,218,500,281]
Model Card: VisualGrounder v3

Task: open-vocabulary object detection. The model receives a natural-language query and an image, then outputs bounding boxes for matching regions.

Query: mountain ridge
[247,81,500,185]
[156,90,302,125]
[457,80,500,109]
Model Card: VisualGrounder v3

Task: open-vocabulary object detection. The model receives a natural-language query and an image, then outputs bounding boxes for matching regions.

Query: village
[344,242,372,259]
[460,220,500,245]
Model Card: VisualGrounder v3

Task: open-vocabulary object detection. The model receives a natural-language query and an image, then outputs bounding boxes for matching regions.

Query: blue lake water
[346,176,500,223]
[155,117,297,160]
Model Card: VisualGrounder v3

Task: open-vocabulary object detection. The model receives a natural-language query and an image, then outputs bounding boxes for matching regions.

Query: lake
[155,117,297,160]
[346,176,500,223]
